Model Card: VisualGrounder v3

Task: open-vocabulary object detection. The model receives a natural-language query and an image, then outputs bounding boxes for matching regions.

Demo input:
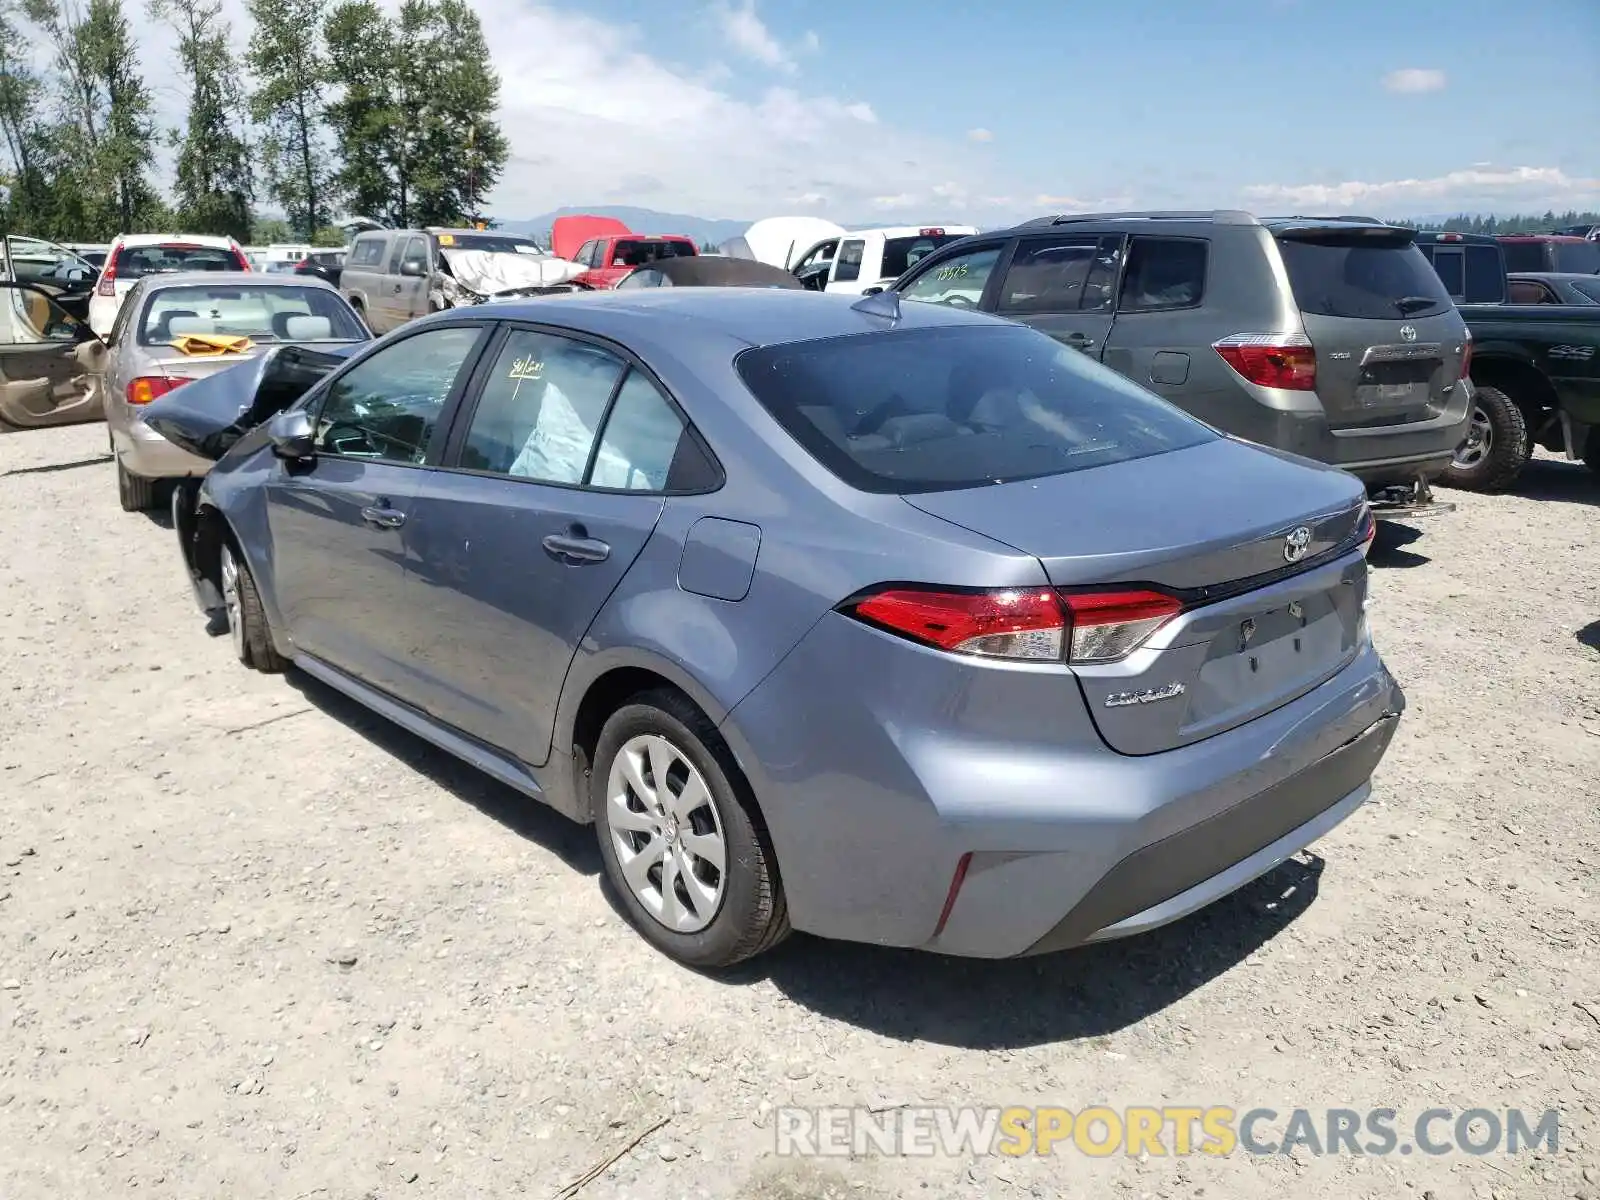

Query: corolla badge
[1399,325,1418,343]
[1104,681,1186,709]
[1283,525,1313,563]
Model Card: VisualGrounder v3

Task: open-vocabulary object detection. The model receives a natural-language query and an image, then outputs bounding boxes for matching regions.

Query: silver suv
[884,210,1473,516]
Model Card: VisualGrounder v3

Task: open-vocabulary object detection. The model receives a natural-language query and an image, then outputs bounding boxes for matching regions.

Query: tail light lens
[1458,332,1473,380]
[127,376,190,405]
[231,245,252,271]
[1213,333,1317,391]
[846,585,1182,663]
[1358,502,1377,556]
[96,249,119,296]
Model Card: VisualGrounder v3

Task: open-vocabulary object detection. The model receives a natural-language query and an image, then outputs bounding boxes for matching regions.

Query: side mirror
[267,408,316,461]
[399,259,427,278]
[861,285,885,297]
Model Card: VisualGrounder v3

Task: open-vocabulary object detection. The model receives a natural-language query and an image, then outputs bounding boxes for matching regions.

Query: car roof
[840,225,979,239]
[134,270,338,291]
[457,287,1008,351]
[1498,234,1590,243]
[1507,271,1600,281]
[113,233,239,248]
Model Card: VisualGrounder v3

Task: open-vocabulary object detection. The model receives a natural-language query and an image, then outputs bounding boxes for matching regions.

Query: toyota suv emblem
[1399,324,1418,343]
[1283,525,1312,563]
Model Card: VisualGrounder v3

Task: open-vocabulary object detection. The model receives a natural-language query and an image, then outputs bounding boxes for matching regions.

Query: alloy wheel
[219,545,245,661]
[1453,406,1492,469]
[606,733,727,933]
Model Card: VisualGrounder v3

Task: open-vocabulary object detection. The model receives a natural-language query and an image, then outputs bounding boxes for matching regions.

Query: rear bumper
[722,614,1405,958]
[113,413,212,480]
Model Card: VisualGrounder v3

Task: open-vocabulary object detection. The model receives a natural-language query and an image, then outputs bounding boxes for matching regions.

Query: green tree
[246,0,333,240]
[153,0,253,240]
[0,1,52,232]
[323,0,505,228]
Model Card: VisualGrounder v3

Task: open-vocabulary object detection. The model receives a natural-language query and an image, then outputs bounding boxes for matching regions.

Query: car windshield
[137,284,367,346]
[1277,234,1453,319]
[115,243,240,278]
[881,234,972,280]
[610,240,696,267]
[437,233,544,255]
[735,324,1215,495]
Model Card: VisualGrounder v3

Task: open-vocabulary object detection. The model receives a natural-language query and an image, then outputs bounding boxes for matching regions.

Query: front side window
[459,329,627,482]
[1118,237,1207,312]
[312,325,482,463]
[997,237,1103,313]
[832,240,865,283]
[735,324,1215,495]
[900,245,1002,307]
[401,237,428,273]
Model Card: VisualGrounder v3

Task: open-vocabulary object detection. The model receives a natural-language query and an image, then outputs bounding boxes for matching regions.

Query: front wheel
[592,690,789,968]
[1440,385,1529,492]
[1583,427,1600,476]
[219,543,288,673]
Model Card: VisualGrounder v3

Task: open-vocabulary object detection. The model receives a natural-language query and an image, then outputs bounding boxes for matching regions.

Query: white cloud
[1382,68,1447,94]
[799,29,820,53]
[871,194,918,210]
[1242,165,1600,212]
[711,0,804,74]
[967,127,994,143]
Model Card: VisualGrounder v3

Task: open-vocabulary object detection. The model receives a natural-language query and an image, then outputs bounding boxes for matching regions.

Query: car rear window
[115,243,241,278]
[609,239,696,267]
[1464,246,1506,303]
[138,284,368,345]
[1553,242,1600,273]
[735,324,1215,495]
[1276,234,1453,320]
[880,234,971,281]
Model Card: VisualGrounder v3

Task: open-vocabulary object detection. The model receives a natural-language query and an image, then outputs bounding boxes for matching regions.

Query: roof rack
[1274,214,1388,224]
[1025,209,1261,228]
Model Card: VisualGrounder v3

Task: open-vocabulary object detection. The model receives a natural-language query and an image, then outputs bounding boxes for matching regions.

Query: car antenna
[850,288,901,322]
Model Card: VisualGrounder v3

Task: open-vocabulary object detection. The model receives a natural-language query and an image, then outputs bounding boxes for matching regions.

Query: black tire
[220,542,289,673]
[1441,384,1529,492]
[116,460,159,512]
[1584,427,1600,476]
[592,689,789,968]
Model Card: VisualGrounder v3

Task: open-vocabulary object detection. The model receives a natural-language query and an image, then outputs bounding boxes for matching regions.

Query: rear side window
[1118,237,1208,312]
[1573,280,1600,303]
[1431,248,1465,299]
[1499,243,1544,273]
[609,240,695,268]
[998,237,1104,313]
[735,325,1215,495]
[114,243,241,278]
[1276,235,1452,320]
[1554,243,1600,272]
[880,234,970,281]
[349,236,385,267]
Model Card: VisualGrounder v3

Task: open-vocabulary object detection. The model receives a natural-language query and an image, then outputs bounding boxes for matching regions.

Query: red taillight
[231,246,252,271]
[1058,589,1184,663]
[96,249,119,296]
[1213,333,1317,391]
[920,227,945,236]
[127,376,190,406]
[1359,503,1377,556]
[933,852,973,937]
[1459,333,1473,380]
[847,585,1182,663]
[1438,233,1462,243]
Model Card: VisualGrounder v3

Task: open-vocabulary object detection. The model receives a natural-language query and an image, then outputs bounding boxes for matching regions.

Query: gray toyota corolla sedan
[148,288,1404,969]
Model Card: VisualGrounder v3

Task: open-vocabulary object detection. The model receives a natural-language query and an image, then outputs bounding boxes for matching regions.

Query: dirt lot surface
[1,423,1597,1200]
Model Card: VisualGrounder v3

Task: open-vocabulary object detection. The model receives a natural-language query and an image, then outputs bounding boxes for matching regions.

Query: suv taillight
[845,586,1182,664]
[231,245,252,271]
[1213,333,1317,391]
[96,249,119,296]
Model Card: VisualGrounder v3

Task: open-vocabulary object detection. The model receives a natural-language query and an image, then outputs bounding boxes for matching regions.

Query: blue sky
[132,0,1600,224]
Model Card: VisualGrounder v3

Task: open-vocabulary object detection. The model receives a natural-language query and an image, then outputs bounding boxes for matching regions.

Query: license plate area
[1186,592,1353,728]
[1356,359,1435,408]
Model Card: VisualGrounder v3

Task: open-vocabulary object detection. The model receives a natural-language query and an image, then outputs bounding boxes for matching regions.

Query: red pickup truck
[569,234,698,289]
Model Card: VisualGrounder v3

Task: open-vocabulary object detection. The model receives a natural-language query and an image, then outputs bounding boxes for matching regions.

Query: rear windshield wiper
[1394,295,1439,315]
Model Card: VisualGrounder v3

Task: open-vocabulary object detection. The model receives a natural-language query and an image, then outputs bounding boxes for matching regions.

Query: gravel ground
[1,423,1596,1200]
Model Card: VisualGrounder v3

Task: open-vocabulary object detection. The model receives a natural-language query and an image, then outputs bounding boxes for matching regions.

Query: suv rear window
[1276,234,1452,320]
[735,325,1215,495]
[880,234,971,281]
[114,243,242,278]
[1553,242,1600,273]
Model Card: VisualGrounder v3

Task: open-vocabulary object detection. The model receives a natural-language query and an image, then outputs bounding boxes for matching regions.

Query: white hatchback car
[88,234,252,337]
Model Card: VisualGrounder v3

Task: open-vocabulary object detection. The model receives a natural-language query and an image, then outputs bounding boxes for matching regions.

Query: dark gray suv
[884,210,1473,516]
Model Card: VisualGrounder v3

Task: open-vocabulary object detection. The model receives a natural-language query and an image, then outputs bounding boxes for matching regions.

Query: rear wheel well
[1470,356,1561,449]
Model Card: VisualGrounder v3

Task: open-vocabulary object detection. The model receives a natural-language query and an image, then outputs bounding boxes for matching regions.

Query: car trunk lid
[1272,224,1468,434]
[902,438,1370,754]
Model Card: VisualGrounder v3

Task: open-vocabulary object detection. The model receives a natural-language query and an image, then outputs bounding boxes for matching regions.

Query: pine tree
[247,0,333,240]
[153,0,253,240]
[324,0,398,224]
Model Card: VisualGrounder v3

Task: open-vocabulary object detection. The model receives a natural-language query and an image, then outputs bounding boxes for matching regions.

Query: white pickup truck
[791,225,978,295]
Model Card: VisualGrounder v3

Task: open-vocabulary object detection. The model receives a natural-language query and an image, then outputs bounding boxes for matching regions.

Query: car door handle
[1062,332,1096,350]
[392,284,403,293]
[360,504,406,529]
[542,532,611,564]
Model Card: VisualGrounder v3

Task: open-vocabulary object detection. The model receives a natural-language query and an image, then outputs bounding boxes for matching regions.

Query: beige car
[0,281,106,434]
[104,271,369,510]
